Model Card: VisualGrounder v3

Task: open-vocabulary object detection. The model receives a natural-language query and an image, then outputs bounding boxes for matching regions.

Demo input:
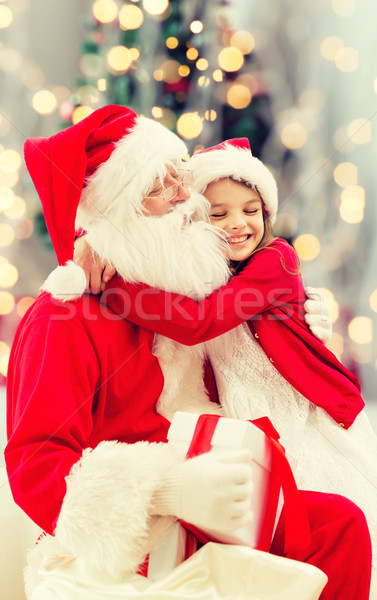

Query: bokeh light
[151,106,163,118]
[92,0,118,23]
[4,195,26,219]
[0,263,18,287]
[212,69,223,82]
[142,0,169,16]
[204,109,217,121]
[320,36,344,61]
[16,296,35,318]
[293,234,321,261]
[177,112,203,139]
[190,20,203,34]
[166,36,178,49]
[97,78,107,92]
[196,58,208,71]
[186,48,199,61]
[332,0,355,17]
[230,30,255,54]
[0,5,13,28]
[339,197,364,224]
[326,332,344,357]
[198,75,210,87]
[0,291,15,315]
[0,223,15,246]
[0,353,9,377]
[317,288,339,323]
[0,341,10,359]
[0,149,22,170]
[106,46,133,74]
[347,118,371,145]
[160,59,180,83]
[119,4,144,29]
[227,84,252,109]
[333,162,358,187]
[334,47,358,72]
[0,49,22,71]
[72,106,94,124]
[32,90,57,115]
[178,65,190,77]
[0,186,15,210]
[370,290,377,313]
[348,316,373,344]
[280,123,308,149]
[218,47,244,72]
[80,54,103,78]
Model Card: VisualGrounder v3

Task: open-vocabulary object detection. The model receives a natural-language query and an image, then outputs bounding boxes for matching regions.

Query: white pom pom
[40,260,87,302]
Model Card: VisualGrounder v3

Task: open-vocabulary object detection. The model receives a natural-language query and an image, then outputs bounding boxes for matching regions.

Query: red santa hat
[24,104,188,267]
[188,137,278,224]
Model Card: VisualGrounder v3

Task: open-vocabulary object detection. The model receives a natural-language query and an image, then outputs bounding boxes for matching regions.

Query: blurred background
[0,0,376,447]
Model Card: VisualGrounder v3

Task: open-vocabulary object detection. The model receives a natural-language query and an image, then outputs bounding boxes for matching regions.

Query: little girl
[86,138,377,594]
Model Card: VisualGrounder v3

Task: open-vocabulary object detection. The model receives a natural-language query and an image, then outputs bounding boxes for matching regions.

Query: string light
[186,48,199,61]
[204,109,217,121]
[198,75,210,87]
[212,69,223,82]
[178,65,190,77]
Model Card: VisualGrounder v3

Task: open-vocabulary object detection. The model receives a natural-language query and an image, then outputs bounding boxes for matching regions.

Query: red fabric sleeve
[101,239,301,346]
[5,313,100,534]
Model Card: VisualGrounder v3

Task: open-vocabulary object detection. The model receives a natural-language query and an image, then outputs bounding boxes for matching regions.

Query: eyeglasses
[146,180,183,202]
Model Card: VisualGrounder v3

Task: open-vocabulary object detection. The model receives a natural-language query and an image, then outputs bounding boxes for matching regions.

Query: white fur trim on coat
[40,261,87,302]
[76,116,188,232]
[54,441,180,581]
[188,144,278,224]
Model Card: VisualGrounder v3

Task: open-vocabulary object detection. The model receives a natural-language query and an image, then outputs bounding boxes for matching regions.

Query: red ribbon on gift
[179,413,311,557]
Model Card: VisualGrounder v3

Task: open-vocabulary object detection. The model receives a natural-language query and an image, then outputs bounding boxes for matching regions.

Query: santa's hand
[304,286,332,344]
[73,235,116,294]
[150,450,254,532]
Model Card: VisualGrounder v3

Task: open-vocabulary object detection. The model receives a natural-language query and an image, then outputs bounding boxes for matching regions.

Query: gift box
[147,412,308,581]
[167,411,282,548]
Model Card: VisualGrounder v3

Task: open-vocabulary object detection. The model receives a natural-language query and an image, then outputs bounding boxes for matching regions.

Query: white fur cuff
[54,441,179,581]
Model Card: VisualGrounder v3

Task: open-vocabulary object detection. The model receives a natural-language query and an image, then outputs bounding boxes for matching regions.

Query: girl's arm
[101,239,303,346]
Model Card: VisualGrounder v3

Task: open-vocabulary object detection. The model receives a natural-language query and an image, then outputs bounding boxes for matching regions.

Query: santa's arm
[101,241,303,346]
[5,313,179,580]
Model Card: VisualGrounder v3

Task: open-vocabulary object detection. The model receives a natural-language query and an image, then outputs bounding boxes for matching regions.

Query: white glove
[304,287,333,344]
[150,450,254,532]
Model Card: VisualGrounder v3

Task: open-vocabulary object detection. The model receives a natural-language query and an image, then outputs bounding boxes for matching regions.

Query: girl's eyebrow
[210,203,226,209]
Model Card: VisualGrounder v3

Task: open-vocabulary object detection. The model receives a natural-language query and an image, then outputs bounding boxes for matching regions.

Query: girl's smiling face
[206,177,265,262]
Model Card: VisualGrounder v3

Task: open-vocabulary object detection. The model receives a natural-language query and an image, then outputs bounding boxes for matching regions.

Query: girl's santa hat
[24,104,188,299]
[188,138,278,224]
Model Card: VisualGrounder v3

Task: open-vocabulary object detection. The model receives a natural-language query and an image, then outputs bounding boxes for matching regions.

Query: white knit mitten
[151,450,254,532]
[304,286,332,344]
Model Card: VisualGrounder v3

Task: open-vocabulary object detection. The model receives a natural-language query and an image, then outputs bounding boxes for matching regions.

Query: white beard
[86,191,231,420]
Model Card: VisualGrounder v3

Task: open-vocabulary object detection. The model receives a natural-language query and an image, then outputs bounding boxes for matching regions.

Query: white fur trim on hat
[188,144,278,224]
[76,116,188,232]
[40,261,87,302]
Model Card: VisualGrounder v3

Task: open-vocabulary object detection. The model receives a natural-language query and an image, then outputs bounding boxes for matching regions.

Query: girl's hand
[73,235,116,294]
[304,287,332,344]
